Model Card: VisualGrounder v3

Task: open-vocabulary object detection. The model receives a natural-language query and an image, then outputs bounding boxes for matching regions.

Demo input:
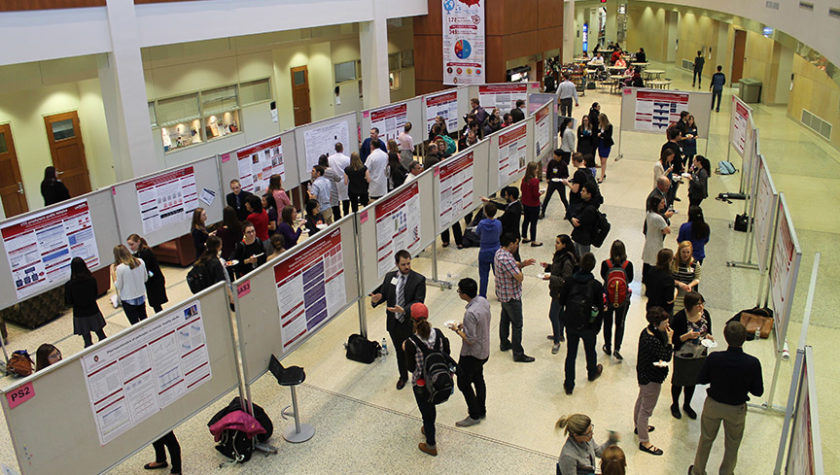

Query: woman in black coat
[65,257,107,347]
[127,234,168,313]
[644,248,675,316]
[40,166,70,206]
[669,291,713,420]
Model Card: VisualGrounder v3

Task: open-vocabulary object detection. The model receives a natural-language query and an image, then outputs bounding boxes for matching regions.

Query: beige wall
[788,55,840,150]
[626,4,668,61]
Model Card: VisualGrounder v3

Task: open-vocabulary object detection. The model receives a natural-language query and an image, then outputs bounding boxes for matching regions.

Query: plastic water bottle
[381,338,389,356]
[754,328,761,341]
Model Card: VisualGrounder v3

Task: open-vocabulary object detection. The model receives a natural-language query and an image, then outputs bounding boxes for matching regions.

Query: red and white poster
[135,166,198,235]
[754,156,777,273]
[534,104,552,158]
[438,152,475,232]
[1,199,100,299]
[274,228,346,350]
[375,182,421,279]
[424,90,459,135]
[731,96,751,157]
[770,196,801,345]
[82,301,211,445]
[634,90,690,132]
[479,83,528,113]
[368,103,408,142]
[442,0,485,85]
[236,135,285,194]
[498,122,528,188]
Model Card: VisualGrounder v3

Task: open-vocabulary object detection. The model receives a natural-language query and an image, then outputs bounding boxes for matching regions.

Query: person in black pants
[65,257,107,348]
[644,248,676,316]
[343,152,370,213]
[127,234,168,313]
[144,430,181,474]
[541,149,569,218]
[600,240,633,360]
[450,278,491,427]
[370,250,427,390]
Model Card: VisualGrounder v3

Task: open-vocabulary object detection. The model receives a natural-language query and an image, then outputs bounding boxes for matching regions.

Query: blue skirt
[598,144,612,158]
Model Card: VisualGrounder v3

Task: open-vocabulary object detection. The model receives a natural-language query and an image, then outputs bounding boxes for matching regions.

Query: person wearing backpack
[600,240,634,361]
[189,236,228,295]
[541,234,578,354]
[557,253,605,395]
[403,303,451,456]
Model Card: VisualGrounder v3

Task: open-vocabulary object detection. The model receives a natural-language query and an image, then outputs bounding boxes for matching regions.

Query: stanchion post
[427,240,452,290]
[352,215,368,337]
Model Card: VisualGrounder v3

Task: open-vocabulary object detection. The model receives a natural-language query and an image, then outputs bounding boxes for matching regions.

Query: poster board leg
[352,214,368,338]
[773,348,805,474]
[427,241,452,290]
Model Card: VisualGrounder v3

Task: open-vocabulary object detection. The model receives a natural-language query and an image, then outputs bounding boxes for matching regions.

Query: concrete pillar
[767,41,794,105]
[563,0,575,63]
[665,10,679,63]
[359,0,390,109]
[102,0,160,180]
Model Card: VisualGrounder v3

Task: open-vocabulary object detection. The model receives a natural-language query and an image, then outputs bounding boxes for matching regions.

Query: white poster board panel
[134,166,199,236]
[533,102,554,162]
[442,0,485,85]
[730,96,752,157]
[754,154,778,272]
[436,148,480,233]
[496,121,529,189]
[361,98,423,146]
[786,347,825,475]
[619,88,712,139]
[479,83,529,113]
[0,283,238,475]
[423,89,460,141]
[219,129,299,194]
[295,113,358,184]
[769,194,802,350]
[233,134,286,195]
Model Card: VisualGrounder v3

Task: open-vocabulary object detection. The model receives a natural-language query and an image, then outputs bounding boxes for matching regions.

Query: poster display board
[1,198,100,300]
[479,83,528,113]
[361,98,423,146]
[754,154,778,272]
[769,194,802,349]
[528,93,555,114]
[497,122,528,188]
[296,113,357,183]
[442,0,485,85]
[134,166,198,235]
[786,347,824,475]
[375,181,422,279]
[423,89,459,138]
[235,135,286,195]
[81,300,212,445]
[619,88,712,139]
[730,96,752,157]
[437,151,475,232]
[534,103,553,159]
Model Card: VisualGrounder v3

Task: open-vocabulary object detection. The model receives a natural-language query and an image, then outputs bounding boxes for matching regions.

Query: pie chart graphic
[454,40,472,59]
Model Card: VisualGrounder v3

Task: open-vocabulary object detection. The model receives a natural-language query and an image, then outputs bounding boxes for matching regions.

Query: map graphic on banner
[368,103,408,142]
[424,90,459,134]
[479,84,528,113]
[82,301,212,445]
[438,152,475,232]
[135,166,199,235]
[275,227,346,350]
[731,97,751,157]
[1,198,100,300]
[442,0,485,85]
[375,182,422,279]
[534,105,551,157]
[498,123,528,188]
[304,120,350,177]
[236,136,285,194]
[634,90,689,131]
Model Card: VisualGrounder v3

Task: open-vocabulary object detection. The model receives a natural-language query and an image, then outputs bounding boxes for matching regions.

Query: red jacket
[521,177,541,207]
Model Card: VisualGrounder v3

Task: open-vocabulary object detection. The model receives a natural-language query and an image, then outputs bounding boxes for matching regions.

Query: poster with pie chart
[442,0,485,85]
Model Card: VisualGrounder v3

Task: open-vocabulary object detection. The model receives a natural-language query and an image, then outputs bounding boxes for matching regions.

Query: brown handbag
[739,308,774,339]
[7,351,34,377]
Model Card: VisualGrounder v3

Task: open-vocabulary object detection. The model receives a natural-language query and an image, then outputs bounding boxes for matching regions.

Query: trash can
[739,78,762,103]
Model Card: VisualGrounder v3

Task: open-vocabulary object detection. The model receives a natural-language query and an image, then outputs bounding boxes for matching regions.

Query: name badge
[390,277,399,286]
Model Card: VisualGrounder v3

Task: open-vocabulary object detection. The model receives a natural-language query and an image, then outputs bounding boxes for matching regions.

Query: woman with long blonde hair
[671,240,701,313]
[520,161,543,247]
[112,244,148,325]
[596,113,614,183]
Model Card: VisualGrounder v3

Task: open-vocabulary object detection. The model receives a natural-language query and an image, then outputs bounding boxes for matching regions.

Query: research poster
[534,104,551,158]
[1,198,100,300]
[135,166,198,235]
[275,228,347,351]
[633,90,690,132]
[82,301,211,445]
[731,96,751,157]
[770,197,800,344]
[368,103,408,142]
[438,152,475,232]
[754,156,777,272]
[442,0,485,85]
[236,135,285,194]
[479,84,528,113]
[375,182,421,279]
[497,123,528,188]
[303,120,350,176]
[424,90,459,134]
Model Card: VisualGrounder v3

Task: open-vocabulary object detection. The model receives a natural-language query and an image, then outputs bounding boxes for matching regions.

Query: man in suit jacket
[360,127,388,164]
[370,249,427,390]
[226,179,254,221]
[510,99,526,123]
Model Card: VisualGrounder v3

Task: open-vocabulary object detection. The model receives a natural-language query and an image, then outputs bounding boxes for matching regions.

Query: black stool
[269,354,314,443]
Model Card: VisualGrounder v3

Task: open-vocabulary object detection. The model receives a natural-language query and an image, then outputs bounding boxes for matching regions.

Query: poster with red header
[498,123,528,188]
[368,103,408,142]
[375,182,421,279]
[479,83,528,113]
[274,228,346,350]
[135,166,198,235]
[1,198,100,299]
[437,152,475,232]
[730,96,751,157]
[235,135,285,194]
[442,0,485,85]
[534,104,552,157]
[424,90,459,134]
[634,90,689,132]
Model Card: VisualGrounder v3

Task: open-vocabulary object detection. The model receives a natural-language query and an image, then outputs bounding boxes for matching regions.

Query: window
[202,85,240,141]
[388,52,401,71]
[148,102,157,127]
[239,79,271,105]
[334,60,357,83]
[389,72,401,90]
[0,133,7,154]
[401,49,414,68]
[51,119,75,141]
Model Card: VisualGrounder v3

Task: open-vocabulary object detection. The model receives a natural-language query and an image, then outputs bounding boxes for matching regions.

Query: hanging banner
[235,135,286,195]
[442,0,486,85]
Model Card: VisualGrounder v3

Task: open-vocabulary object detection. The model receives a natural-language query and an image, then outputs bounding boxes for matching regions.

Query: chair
[269,354,315,443]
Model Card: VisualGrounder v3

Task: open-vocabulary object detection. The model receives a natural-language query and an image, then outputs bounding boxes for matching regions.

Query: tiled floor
[0,62,837,473]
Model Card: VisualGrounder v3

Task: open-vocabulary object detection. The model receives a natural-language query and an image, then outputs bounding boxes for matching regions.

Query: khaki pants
[691,397,747,475]
[633,382,662,443]
[321,208,334,224]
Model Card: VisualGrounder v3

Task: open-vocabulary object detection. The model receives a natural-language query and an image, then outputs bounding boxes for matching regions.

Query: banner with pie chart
[442,0,485,85]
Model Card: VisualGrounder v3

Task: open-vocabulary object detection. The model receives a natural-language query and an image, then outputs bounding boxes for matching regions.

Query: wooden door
[0,124,28,217]
[731,30,747,84]
[44,111,91,198]
[290,66,312,126]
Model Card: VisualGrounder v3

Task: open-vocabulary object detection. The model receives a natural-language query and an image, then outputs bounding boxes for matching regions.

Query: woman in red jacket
[520,161,543,247]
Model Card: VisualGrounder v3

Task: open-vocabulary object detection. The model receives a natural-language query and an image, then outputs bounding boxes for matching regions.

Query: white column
[563,0,575,63]
[101,0,160,181]
[359,0,390,109]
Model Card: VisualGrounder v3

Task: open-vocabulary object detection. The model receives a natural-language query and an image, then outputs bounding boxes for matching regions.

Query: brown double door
[731,29,747,84]
[290,65,312,126]
[44,111,91,198]
[0,124,28,218]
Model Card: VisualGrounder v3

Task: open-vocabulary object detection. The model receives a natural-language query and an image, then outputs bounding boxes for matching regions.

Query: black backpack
[410,330,455,405]
[187,262,211,294]
[564,280,600,331]
[208,398,274,464]
[590,212,611,248]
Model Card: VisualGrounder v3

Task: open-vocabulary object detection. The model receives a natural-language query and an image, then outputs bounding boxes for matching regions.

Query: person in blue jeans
[475,203,502,298]
[710,65,726,112]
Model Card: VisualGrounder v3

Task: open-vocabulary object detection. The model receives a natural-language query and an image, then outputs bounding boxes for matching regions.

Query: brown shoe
[588,363,604,381]
[418,442,438,456]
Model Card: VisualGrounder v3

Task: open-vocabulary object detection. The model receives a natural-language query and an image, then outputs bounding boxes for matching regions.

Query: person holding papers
[232,222,267,278]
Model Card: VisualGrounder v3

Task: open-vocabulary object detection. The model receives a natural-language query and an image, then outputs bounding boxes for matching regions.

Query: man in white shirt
[588,53,605,66]
[556,73,580,117]
[328,142,351,217]
[405,161,423,182]
[366,139,389,200]
[397,122,415,169]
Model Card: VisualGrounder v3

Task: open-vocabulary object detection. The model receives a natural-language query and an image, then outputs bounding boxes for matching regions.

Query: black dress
[65,276,107,335]
[135,248,168,309]
[232,240,267,278]
[41,180,70,206]
[644,267,675,315]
